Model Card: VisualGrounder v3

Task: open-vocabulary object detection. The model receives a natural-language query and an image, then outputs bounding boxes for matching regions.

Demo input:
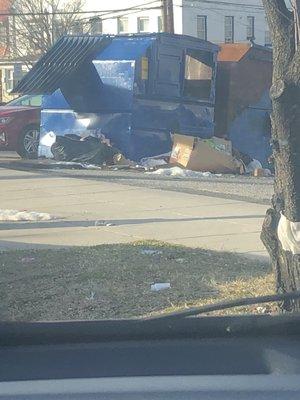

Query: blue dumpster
[14,33,219,161]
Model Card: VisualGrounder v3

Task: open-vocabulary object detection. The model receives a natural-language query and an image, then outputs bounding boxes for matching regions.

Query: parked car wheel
[17,125,40,159]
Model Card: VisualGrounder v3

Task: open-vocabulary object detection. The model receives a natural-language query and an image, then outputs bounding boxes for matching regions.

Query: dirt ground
[0,241,275,321]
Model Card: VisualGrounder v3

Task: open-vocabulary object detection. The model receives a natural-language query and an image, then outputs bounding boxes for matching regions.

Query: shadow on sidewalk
[0,214,266,231]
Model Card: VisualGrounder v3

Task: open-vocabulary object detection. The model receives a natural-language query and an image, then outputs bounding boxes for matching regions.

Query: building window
[246,16,255,40]
[4,69,14,92]
[158,16,163,32]
[118,17,128,34]
[265,17,272,46]
[184,49,213,100]
[137,17,149,33]
[197,15,207,41]
[225,16,234,43]
[265,30,272,46]
[90,17,102,34]
[0,21,9,46]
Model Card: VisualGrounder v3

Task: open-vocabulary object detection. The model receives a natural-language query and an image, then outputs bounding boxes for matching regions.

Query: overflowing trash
[38,127,271,179]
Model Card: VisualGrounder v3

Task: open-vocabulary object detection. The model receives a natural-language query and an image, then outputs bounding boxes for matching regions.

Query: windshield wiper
[148,290,300,321]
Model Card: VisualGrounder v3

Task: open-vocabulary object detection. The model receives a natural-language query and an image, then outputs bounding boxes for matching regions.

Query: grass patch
[0,241,274,321]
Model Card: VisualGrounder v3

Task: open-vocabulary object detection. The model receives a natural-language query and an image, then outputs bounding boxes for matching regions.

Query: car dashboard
[1,315,300,399]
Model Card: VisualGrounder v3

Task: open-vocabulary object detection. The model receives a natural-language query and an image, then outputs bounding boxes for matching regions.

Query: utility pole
[162,0,174,34]
[291,0,300,50]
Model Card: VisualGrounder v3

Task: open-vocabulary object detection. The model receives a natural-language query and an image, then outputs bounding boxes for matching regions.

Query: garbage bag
[51,135,119,165]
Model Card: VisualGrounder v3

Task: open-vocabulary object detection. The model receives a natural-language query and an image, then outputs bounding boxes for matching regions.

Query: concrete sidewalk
[0,166,268,258]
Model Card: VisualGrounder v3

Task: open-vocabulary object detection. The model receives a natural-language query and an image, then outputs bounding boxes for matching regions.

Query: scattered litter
[256,306,267,314]
[0,209,54,222]
[148,166,213,178]
[140,152,171,168]
[141,249,163,256]
[151,283,171,292]
[95,220,105,227]
[86,291,96,301]
[175,258,186,263]
[95,220,115,227]
[170,134,241,174]
[52,161,102,170]
[245,159,262,174]
[21,257,35,263]
[253,168,272,177]
[140,158,167,168]
[40,131,56,147]
[113,153,136,167]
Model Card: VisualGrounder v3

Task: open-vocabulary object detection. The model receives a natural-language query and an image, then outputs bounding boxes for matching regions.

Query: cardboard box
[170,134,241,174]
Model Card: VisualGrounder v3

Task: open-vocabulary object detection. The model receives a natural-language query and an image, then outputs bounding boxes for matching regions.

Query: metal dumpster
[13,33,219,161]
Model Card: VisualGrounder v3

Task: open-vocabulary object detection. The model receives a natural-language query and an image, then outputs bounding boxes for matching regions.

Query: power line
[0,0,162,17]
[184,0,264,9]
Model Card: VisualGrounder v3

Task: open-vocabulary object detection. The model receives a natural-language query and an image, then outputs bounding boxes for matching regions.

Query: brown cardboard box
[170,134,240,174]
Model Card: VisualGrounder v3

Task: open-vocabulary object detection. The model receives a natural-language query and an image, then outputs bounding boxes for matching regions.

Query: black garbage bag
[51,135,119,165]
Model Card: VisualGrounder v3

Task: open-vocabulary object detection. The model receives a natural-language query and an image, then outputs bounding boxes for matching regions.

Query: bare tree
[261,0,300,311]
[8,0,84,63]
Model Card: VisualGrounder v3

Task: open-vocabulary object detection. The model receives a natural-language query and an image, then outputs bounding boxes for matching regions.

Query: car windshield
[0,1,299,324]
[8,94,42,107]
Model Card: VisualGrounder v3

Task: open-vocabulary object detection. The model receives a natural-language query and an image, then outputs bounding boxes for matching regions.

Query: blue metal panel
[95,36,154,60]
[229,90,272,167]
[14,35,112,94]
[92,60,135,111]
[42,90,70,109]
[132,100,214,137]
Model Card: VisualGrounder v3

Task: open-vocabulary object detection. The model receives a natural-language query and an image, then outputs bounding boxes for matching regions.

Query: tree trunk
[261,0,300,311]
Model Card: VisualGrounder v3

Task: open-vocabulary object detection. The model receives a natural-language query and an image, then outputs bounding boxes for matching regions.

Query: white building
[83,0,271,46]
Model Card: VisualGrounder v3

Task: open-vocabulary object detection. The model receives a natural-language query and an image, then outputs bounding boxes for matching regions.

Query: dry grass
[0,241,274,321]
[149,273,276,317]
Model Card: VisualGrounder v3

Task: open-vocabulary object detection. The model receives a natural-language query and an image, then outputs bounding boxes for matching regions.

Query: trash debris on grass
[0,209,54,222]
[86,291,96,301]
[148,166,213,178]
[21,257,35,263]
[175,258,186,263]
[151,283,171,292]
[141,249,163,256]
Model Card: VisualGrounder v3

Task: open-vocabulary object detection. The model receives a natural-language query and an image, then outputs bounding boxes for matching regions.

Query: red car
[0,94,41,158]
